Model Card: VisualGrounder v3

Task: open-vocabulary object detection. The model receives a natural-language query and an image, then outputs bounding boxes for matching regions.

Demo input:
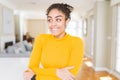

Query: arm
[68,38,84,76]
[28,35,57,77]
[56,38,84,79]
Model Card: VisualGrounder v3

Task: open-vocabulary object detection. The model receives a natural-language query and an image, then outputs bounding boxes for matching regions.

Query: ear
[66,19,70,25]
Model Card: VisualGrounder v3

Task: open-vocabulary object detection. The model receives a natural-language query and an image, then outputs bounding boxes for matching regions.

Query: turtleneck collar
[51,33,69,41]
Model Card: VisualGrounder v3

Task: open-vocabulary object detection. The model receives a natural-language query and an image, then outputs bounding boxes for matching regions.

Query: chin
[51,33,59,36]
[52,34,58,36]
[50,32,57,35]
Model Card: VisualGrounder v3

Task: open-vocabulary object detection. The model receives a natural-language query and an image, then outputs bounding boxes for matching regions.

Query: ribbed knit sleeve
[28,34,57,77]
[68,37,84,76]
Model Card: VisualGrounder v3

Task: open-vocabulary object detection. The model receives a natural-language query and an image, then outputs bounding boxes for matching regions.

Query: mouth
[51,28,58,30]
[49,28,59,34]
[50,28,58,32]
[50,27,59,31]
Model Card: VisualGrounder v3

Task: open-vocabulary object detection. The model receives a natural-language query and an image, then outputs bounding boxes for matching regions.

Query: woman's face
[47,9,69,38]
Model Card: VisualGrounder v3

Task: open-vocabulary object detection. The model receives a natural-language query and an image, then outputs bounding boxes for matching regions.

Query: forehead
[47,9,65,18]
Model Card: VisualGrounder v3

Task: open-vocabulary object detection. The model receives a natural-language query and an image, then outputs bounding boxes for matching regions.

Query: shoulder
[69,35,83,45]
[69,35,83,42]
[34,34,51,42]
[36,34,51,39]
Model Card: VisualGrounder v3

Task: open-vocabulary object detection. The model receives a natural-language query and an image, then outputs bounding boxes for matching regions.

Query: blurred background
[0,0,120,80]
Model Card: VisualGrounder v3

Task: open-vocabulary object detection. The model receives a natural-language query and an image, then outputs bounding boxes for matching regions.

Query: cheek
[60,22,66,29]
[59,21,65,26]
[47,21,66,29]
[57,24,65,30]
[48,23,52,28]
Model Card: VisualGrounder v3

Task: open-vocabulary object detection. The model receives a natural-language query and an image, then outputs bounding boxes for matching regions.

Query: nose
[51,20,57,26]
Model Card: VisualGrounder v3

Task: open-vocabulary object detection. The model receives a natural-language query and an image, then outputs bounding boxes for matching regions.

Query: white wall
[26,19,47,38]
[0,4,2,36]
[0,4,15,52]
[0,4,2,52]
[83,2,120,79]
[83,10,94,57]
[14,11,28,42]
[111,0,120,6]
[94,1,108,68]
[83,0,113,70]
[105,2,113,70]
[14,15,21,42]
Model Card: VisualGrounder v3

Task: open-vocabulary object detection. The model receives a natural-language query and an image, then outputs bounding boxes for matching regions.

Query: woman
[24,3,84,80]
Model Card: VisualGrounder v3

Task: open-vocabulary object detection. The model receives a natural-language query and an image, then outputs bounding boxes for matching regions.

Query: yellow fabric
[28,34,84,80]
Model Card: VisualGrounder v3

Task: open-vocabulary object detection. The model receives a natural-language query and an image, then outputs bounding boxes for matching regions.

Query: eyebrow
[47,15,63,18]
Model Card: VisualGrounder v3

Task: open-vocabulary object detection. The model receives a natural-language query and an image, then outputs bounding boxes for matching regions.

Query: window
[66,20,83,38]
[66,21,77,36]
[82,18,87,36]
[90,16,95,56]
[115,4,120,73]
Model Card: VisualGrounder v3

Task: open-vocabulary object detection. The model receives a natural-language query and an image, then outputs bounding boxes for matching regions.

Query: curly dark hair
[46,3,74,20]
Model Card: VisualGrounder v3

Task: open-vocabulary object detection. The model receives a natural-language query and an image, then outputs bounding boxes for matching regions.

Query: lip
[51,28,58,30]
[50,28,59,32]
[50,27,59,30]
[50,28,59,33]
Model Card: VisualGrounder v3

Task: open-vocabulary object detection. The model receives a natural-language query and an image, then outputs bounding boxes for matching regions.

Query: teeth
[51,28,58,30]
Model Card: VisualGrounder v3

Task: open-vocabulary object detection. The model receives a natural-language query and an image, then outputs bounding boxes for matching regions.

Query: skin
[47,9,75,79]
[24,9,75,80]
[47,9,69,39]
[23,69,34,80]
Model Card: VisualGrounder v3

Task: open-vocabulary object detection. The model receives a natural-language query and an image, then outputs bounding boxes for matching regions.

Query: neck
[54,32,66,39]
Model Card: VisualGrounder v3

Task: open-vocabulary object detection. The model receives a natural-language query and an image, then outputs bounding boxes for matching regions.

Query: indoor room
[0,0,120,80]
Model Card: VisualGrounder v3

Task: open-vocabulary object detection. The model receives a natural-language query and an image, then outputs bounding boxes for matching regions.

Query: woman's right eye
[47,19,52,23]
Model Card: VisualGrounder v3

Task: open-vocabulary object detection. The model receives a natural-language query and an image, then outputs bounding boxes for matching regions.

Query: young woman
[24,3,84,80]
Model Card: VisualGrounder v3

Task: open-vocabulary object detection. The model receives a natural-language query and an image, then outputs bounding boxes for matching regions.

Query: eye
[56,18,61,22]
[47,19,52,23]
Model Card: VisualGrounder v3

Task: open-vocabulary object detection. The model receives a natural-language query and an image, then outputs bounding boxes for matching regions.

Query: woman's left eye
[56,19,61,22]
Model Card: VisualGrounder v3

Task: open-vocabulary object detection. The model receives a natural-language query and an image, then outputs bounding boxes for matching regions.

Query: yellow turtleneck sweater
[28,34,84,80]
